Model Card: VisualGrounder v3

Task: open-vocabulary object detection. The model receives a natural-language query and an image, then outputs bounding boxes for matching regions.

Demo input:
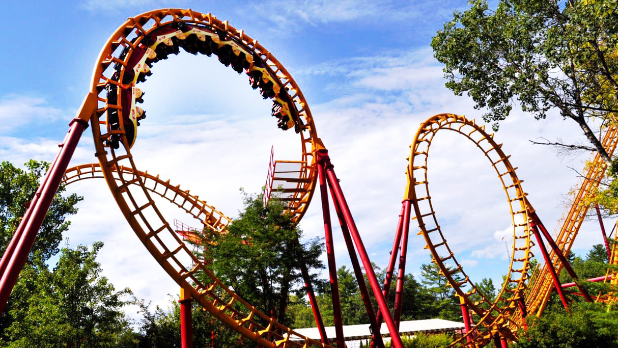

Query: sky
[0,0,612,324]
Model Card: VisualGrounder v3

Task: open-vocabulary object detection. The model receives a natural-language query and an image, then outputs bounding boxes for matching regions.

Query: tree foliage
[515,302,618,347]
[137,299,239,348]
[202,192,323,326]
[432,0,618,162]
[3,243,136,347]
[0,160,81,261]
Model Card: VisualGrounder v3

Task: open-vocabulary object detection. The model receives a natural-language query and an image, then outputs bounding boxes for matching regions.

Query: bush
[382,333,453,348]
[515,302,618,348]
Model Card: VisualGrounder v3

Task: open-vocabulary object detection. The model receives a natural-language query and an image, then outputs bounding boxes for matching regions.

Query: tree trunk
[571,115,611,163]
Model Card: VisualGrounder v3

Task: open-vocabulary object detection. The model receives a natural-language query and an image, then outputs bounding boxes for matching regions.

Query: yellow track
[520,125,618,319]
[406,114,532,345]
[63,163,231,234]
[407,113,618,346]
[86,9,330,347]
[68,7,617,347]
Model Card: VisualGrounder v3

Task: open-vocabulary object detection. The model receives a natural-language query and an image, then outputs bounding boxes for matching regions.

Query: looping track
[88,9,329,347]
[407,113,618,346]
[406,113,533,344]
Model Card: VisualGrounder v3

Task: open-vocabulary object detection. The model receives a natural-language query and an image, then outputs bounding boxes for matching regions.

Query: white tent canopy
[292,318,465,342]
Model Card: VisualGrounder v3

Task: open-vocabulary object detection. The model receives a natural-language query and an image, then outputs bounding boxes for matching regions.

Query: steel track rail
[406,114,533,346]
[88,9,329,347]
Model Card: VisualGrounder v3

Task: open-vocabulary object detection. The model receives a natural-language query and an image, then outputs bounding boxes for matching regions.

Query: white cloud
[0,95,64,135]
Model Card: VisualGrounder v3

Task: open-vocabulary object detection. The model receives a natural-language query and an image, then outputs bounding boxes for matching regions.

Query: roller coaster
[0,8,616,348]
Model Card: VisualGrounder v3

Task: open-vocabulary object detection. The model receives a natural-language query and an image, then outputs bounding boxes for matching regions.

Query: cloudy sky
[1,0,612,322]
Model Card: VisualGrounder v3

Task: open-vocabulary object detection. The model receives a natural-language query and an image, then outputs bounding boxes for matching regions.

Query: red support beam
[0,147,62,277]
[316,159,345,348]
[295,240,328,345]
[372,203,406,348]
[595,204,613,262]
[531,213,593,302]
[517,294,528,331]
[327,178,385,348]
[529,220,570,310]
[318,150,404,348]
[179,288,194,348]
[561,275,611,288]
[0,117,90,313]
[393,200,412,329]
[458,296,472,343]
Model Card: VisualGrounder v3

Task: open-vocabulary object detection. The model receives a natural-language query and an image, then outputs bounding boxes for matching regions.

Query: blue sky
[1,0,610,321]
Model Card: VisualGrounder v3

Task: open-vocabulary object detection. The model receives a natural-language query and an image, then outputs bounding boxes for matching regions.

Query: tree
[202,192,324,326]
[137,299,239,348]
[587,243,610,263]
[515,302,618,348]
[419,260,460,320]
[0,160,81,261]
[4,242,137,347]
[431,0,618,163]
[0,160,82,340]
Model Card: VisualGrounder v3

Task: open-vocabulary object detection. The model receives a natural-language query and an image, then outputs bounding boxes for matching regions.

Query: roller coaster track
[520,125,618,318]
[2,7,616,348]
[406,114,532,345]
[84,8,332,348]
[62,163,231,235]
[406,113,618,346]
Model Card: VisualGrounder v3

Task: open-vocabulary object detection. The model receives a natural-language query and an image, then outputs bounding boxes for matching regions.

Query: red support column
[500,338,508,348]
[393,200,412,329]
[0,145,62,278]
[458,296,472,343]
[517,293,528,331]
[372,204,405,348]
[316,159,345,348]
[327,179,385,348]
[595,204,613,262]
[531,213,593,302]
[179,288,193,348]
[0,118,90,313]
[529,220,569,310]
[0,93,95,314]
[295,240,328,345]
[318,150,404,348]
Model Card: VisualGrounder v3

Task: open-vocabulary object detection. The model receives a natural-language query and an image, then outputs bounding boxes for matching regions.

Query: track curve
[88,9,329,347]
[407,114,618,346]
[406,113,533,345]
[63,163,231,234]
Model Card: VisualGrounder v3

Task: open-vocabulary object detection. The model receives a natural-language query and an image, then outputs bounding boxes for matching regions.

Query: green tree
[587,243,610,263]
[431,0,618,162]
[137,299,239,348]
[0,160,81,261]
[202,192,323,326]
[419,261,460,320]
[4,242,137,347]
[515,302,618,348]
[0,160,81,340]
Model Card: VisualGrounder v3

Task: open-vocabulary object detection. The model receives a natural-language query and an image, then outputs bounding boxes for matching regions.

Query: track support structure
[595,204,612,262]
[0,93,95,313]
[179,287,194,348]
[316,149,403,348]
[530,211,593,303]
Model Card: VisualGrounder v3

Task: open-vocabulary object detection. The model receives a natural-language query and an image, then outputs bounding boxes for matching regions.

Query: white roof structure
[292,319,465,342]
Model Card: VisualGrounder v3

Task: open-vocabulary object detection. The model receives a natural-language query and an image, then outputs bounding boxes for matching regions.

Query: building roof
[292,319,466,341]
